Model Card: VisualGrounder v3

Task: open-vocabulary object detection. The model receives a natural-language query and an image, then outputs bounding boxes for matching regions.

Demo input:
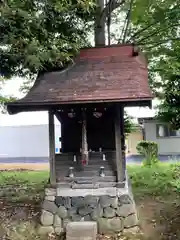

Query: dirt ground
[1,166,180,239]
[1,193,180,239]
[0,163,49,171]
[137,195,180,240]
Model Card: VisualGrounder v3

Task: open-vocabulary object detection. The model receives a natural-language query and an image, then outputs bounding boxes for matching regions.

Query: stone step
[56,170,115,177]
[56,159,112,165]
[62,176,116,182]
[55,165,113,172]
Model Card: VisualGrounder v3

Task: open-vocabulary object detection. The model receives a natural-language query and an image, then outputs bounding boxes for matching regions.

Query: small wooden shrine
[7,44,152,189]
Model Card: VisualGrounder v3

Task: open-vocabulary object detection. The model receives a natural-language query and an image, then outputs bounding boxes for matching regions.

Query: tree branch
[140,38,180,49]
[129,22,160,41]
[137,29,169,45]
[129,4,180,41]
[122,0,133,43]
[136,23,180,45]
[101,0,126,21]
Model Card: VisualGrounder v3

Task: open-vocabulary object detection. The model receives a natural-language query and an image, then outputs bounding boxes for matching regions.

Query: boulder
[40,210,54,226]
[57,206,68,219]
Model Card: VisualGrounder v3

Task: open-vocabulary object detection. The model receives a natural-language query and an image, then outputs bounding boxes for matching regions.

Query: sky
[0,77,156,126]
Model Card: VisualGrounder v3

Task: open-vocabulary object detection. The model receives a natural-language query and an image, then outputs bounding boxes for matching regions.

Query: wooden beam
[120,106,126,175]
[114,105,125,183]
[48,110,56,185]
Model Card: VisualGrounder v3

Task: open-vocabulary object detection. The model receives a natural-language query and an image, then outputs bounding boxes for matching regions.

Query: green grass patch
[0,171,48,185]
[128,163,180,197]
[0,171,49,203]
[1,163,180,201]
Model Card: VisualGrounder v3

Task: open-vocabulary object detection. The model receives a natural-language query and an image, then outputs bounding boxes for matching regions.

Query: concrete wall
[126,128,143,155]
[144,121,180,155]
[0,124,61,158]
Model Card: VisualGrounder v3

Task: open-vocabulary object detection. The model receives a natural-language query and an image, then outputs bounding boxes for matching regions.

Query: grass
[128,163,178,197]
[0,170,49,185]
[1,163,180,239]
[1,163,179,197]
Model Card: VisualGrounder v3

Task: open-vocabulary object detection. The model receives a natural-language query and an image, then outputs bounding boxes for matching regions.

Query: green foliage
[1,0,180,121]
[1,163,180,200]
[124,112,136,135]
[136,141,159,166]
[157,71,180,129]
[0,0,95,78]
[128,163,176,197]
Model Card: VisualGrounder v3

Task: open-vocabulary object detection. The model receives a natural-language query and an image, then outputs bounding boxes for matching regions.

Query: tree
[2,0,180,126]
[0,0,95,79]
[156,44,180,129]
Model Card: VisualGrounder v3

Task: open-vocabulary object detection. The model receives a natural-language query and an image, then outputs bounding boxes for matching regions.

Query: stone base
[39,177,138,235]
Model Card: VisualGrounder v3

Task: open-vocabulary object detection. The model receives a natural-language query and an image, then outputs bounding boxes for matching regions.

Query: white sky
[0,77,156,126]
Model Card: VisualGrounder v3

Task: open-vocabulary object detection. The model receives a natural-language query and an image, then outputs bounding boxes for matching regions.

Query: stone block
[98,217,123,234]
[55,196,64,207]
[54,214,62,227]
[124,214,139,228]
[71,214,82,221]
[84,195,99,207]
[118,194,133,205]
[116,204,135,217]
[91,206,103,220]
[37,225,54,235]
[57,206,68,219]
[45,188,56,196]
[54,227,62,235]
[55,196,71,208]
[84,214,91,221]
[68,207,77,218]
[66,221,97,240]
[108,218,124,233]
[111,197,118,208]
[99,196,117,208]
[56,187,116,197]
[99,195,111,207]
[78,207,93,216]
[71,197,84,207]
[40,210,54,226]
[103,207,116,218]
[42,200,58,214]
[63,197,72,208]
[98,218,109,234]
[63,218,71,230]
[45,195,55,202]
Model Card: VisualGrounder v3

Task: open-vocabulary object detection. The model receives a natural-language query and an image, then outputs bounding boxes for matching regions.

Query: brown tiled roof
[7,44,152,113]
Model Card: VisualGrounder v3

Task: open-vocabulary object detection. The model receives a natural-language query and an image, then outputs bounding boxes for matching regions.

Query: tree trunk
[94,0,106,46]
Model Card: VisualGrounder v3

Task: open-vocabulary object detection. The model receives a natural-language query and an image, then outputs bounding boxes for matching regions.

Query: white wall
[0,124,61,158]
[144,121,180,155]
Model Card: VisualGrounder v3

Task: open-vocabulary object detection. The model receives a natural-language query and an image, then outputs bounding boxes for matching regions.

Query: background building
[139,117,180,155]
[0,112,61,160]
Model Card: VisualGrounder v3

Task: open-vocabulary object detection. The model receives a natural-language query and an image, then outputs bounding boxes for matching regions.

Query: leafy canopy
[0,0,95,78]
[1,0,180,127]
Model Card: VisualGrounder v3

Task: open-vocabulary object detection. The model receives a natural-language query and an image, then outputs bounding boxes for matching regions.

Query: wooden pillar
[48,110,56,185]
[115,105,125,184]
[120,106,126,174]
[81,110,88,165]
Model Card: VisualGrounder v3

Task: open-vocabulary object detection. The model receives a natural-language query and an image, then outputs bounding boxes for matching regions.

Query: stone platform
[39,178,138,236]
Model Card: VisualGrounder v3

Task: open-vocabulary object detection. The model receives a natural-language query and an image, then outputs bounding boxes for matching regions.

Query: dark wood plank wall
[60,108,115,153]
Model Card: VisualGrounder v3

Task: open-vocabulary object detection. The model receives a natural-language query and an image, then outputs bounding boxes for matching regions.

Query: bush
[128,164,174,196]
[136,141,159,166]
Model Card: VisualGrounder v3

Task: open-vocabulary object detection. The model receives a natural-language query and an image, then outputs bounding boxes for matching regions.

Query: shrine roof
[7,44,153,114]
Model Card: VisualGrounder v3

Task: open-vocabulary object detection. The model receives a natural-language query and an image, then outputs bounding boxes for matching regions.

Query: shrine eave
[6,98,152,115]
[6,44,153,115]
